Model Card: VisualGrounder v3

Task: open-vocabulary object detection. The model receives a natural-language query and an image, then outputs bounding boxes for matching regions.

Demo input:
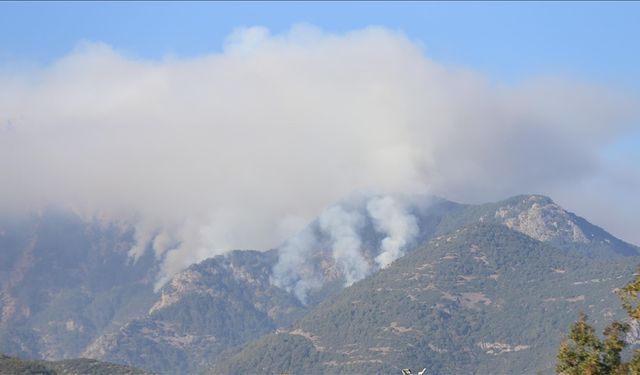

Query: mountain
[1,194,637,374]
[265,193,637,310]
[84,194,639,373]
[82,250,307,374]
[437,194,638,256]
[212,223,638,374]
[0,209,159,360]
[0,352,151,375]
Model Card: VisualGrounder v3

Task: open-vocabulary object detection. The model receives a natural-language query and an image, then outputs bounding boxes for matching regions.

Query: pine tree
[556,313,604,375]
[618,270,640,320]
[556,266,640,374]
[601,321,628,374]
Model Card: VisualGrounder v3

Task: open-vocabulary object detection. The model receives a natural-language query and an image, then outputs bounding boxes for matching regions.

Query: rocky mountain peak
[495,194,590,245]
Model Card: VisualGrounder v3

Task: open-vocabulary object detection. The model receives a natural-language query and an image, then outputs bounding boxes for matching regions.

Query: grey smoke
[366,196,419,268]
[271,194,421,302]
[318,204,370,287]
[271,227,322,304]
[0,25,638,288]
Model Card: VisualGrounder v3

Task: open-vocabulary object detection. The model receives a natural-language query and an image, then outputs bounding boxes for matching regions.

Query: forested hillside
[213,224,638,374]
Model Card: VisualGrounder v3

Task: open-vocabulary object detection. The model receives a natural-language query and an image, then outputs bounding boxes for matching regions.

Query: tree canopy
[557,267,640,374]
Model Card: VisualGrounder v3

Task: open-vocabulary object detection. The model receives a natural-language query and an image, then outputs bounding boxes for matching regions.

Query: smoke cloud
[0,25,638,287]
[272,194,421,303]
[318,205,369,286]
[367,196,419,268]
[271,226,321,304]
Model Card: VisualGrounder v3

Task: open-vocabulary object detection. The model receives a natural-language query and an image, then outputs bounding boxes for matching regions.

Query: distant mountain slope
[1,195,637,374]
[0,352,151,375]
[0,209,159,359]
[212,223,638,374]
[84,194,640,374]
[83,250,307,374]
[435,194,638,256]
[274,194,637,304]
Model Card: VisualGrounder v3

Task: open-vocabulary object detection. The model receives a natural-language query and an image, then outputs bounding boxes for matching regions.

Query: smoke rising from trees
[0,25,637,287]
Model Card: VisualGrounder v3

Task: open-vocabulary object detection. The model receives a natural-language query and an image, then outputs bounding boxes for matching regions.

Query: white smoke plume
[271,227,322,304]
[271,194,421,302]
[0,25,638,287]
[318,205,369,287]
[367,196,419,268]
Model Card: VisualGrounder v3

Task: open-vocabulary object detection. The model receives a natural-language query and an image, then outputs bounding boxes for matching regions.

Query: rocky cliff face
[490,195,638,256]
[495,195,590,244]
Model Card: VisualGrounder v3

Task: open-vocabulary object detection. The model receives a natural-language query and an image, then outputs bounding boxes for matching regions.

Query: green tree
[601,321,628,374]
[557,313,605,375]
[557,267,640,374]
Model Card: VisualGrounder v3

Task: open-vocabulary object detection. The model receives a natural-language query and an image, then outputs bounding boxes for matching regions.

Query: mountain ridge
[1,194,637,374]
[212,222,638,374]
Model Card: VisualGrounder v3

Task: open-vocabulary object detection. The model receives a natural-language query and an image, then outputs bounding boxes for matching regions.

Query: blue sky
[1,2,639,91]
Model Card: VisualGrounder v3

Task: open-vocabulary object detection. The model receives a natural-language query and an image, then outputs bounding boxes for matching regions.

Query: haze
[0,24,638,285]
